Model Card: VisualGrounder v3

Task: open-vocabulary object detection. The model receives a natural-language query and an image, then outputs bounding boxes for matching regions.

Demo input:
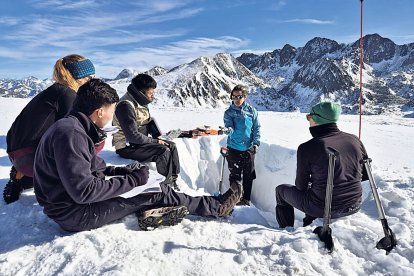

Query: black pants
[57,184,221,232]
[226,147,256,201]
[275,184,361,228]
[116,142,180,179]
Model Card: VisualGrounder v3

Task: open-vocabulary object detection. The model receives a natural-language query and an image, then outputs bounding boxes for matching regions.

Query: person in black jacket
[112,74,181,190]
[4,54,96,204]
[275,102,368,228]
[34,79,242,232]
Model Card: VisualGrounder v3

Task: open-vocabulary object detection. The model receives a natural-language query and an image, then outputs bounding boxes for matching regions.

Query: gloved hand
[249,145,258,154]
[130,165,150,186]
[103,166,131,176]
[125,161,142,171]
[114,166,133,175]
[218,127,231,135]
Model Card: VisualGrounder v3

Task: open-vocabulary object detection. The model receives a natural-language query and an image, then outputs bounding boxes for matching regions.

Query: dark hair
[131,73,157,91]
[73,78,119,115]
[231,85,248,96]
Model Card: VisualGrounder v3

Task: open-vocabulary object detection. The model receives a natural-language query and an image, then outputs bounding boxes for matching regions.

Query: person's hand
[125,161,142,171]
[113,166,133,175]
[130,165,149,186]
[218,127,231,135]
[249,145,258,154]
[158,139,169,146]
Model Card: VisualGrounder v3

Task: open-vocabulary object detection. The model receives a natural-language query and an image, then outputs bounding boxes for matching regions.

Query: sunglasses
[231,95,245,100]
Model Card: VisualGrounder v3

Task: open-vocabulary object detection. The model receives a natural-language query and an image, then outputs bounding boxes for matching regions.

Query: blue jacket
[224,102,261,151]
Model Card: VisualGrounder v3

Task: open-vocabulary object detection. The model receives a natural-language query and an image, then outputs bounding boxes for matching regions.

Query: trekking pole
[218,147,229,194]
[362,158,397,254]
[313,147,339,253]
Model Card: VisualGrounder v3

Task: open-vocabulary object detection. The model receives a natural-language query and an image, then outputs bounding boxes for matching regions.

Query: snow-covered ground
[0,97,413,275]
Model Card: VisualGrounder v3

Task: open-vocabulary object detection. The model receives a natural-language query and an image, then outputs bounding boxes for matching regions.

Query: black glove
[130,165,150,186]
[218,127,231,135]
[125,161,142,171]
[114,166,133,175]
[103,166,133,176]
[249,145,258,154]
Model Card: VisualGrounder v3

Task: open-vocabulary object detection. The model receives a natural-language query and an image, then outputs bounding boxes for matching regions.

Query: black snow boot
[3,167,34,204]
[137,206,189,231]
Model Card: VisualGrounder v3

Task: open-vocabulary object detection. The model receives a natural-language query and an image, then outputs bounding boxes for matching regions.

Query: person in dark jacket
[34,79,242,232]
[4,54,96,204]
[275,102,369,228]
[112,74,181,190]
[222,85,261,206]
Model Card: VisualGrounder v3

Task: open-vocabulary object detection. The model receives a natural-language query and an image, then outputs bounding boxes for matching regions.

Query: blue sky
[1,0,413,79]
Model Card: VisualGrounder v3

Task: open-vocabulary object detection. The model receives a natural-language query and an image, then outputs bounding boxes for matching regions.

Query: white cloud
[29,0,100,10]
[0,17,20,26]
[281,18,335,25]
[90,36,250,78]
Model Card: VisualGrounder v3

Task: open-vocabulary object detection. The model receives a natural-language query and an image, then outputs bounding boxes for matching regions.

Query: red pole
[359,0,364,139]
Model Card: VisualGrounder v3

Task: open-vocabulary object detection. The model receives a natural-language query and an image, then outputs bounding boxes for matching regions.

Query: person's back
[7,83,75,152]
[276,102,368,228]
[297,124,366,213]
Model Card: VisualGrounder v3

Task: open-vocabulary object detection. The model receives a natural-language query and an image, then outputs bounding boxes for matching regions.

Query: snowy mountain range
[1,33,413,115]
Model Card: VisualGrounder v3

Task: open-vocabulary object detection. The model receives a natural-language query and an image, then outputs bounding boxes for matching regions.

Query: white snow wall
[174,136,298,214]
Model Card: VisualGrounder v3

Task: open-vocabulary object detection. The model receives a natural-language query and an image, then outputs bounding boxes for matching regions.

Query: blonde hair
[53,54,87,92]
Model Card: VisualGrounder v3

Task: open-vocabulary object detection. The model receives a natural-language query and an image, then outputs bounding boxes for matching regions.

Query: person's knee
[275,184,291,205]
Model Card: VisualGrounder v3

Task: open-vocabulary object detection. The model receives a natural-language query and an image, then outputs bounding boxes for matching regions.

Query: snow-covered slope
[0,98,413,275]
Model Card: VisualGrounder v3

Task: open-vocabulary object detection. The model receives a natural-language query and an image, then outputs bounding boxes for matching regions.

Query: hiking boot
[218,181,243,217]
[236,198,250,206]
[3,173,34,204]
[137,206,189,231]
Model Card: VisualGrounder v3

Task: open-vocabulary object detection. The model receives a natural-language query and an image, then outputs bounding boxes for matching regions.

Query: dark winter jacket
[112,85,158,150]
[296,123,368,211]
[33,111,144,224]
[7,83,76,152]
[224,102,261,151]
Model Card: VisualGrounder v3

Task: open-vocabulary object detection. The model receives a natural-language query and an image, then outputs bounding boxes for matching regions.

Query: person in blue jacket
[223,85,261,206]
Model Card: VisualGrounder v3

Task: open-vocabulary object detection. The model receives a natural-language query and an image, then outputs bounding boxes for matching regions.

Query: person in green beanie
[275,101,369,228]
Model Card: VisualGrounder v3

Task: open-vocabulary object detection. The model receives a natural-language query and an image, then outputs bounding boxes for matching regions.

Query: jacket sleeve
[360,141,369,182]
[53,128,139,204]
[223,109,234,136]
[295,143,311,191]
[115,102,157,145]
[251,109,261,146]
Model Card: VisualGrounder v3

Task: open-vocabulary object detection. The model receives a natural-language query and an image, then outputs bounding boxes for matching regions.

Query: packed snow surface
[0,98,413,275]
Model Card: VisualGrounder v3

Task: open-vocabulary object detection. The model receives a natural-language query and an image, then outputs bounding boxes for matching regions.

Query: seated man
[275,102,368,228]
[33,79,242,232]
[112,74,180,190]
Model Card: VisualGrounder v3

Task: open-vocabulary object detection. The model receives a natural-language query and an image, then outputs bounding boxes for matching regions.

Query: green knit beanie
[310,102,342,125]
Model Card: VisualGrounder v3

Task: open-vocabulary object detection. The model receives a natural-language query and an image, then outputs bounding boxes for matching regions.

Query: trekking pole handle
[220,147,229,157]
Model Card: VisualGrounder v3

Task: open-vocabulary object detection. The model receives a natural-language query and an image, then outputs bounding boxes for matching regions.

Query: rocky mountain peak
[297,37,340,65]
[114,68,140,80]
